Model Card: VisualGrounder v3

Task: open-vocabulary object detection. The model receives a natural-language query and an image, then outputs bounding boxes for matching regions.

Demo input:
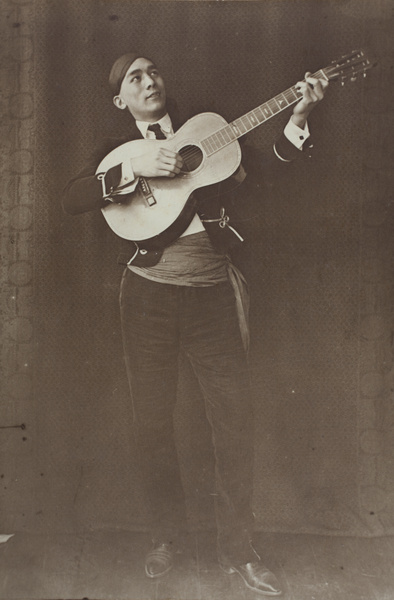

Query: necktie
[147,123,167,140]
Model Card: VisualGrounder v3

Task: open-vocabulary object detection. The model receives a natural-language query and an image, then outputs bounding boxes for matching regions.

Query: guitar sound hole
[179,145,204,173]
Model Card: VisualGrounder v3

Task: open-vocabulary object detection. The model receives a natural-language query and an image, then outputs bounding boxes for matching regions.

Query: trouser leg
[119,269,187,541]
[180,282,257,565]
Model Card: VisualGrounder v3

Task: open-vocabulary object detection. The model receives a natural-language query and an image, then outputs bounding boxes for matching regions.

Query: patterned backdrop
[1,0,394,538]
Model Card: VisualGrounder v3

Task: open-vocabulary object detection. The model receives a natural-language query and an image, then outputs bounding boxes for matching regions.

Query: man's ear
[113,95,127,110]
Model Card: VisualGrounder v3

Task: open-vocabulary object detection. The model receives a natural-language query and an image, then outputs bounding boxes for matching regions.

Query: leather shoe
[145,542,174,578]
[220,560,282,596]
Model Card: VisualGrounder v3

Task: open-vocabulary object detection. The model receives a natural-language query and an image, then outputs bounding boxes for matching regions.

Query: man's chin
[147,97,165,109]
[145,101,166,119]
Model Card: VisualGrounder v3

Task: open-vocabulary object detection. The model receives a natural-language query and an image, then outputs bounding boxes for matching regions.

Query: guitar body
[98,112,242,245]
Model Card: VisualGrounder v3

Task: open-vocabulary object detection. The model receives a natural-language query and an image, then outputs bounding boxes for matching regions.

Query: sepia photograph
[1,0,394,598]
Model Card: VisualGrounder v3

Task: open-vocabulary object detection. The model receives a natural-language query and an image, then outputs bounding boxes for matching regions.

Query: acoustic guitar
[97,50,374,249]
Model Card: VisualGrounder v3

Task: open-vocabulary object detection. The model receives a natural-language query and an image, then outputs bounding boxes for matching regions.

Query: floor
[0,530,393,600]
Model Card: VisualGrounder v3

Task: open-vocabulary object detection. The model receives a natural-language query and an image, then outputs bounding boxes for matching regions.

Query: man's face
[114,57,167,121]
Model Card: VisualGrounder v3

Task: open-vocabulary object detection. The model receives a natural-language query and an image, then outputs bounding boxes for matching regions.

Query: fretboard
[201,69,327,156]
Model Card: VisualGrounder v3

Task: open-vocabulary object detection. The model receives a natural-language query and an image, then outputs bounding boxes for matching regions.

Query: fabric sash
[128,231,250,352]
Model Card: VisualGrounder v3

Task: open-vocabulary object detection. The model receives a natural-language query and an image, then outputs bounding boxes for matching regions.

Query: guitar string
[176,82,305,167]
[179,69,322,164]
[177,58,370,167]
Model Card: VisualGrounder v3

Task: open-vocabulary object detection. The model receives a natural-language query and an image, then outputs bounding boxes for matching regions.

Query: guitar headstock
[323,49,376,85]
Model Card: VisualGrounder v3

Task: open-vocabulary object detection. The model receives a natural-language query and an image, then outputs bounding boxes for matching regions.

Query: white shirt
[136,113,174,139]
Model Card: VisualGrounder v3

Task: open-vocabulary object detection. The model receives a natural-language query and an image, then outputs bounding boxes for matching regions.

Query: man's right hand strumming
[131,146,183,179]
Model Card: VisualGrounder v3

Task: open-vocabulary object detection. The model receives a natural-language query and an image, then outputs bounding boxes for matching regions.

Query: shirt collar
[135,113,173,138]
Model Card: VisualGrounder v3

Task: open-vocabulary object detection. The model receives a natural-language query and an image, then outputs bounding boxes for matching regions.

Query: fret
[204,136,213,153]
[262,104,273,119]
[205,126,233,155]
[315,69,328,82]
[222,126,235,143]
[234,119,248,135]
[240,114,254,131]
[268,98,281,114]
[207,135,218,152]
[285,87,301,102]
[217,131,227,147]
[223,129,232,144]
[247,111,259,126]
[201,139,212,154]
[275,93,289,109]
[226,125,237,141]
[223,128,233,143]
[216,130,227,147]
[218,132,227,148]
[254,109,265,124]
[211,133,222,150]
[239,115,249,130]
[208,135,217,154]
[231,122,241,137]
[206,137,216,153]
[255,106,267,122]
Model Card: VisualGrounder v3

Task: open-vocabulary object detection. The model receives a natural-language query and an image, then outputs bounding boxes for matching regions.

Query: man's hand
[292,72,329,129]
[131,146,183,178]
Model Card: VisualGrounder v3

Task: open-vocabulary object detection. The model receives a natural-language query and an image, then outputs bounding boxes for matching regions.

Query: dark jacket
[62,101,312,267]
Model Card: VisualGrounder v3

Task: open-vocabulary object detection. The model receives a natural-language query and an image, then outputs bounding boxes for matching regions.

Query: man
[63,52,328,596]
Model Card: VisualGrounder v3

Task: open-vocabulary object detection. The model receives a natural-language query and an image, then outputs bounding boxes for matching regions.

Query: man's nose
[144,74,156,88]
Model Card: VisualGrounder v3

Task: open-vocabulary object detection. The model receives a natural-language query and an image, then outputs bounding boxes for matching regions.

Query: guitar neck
[200,68,328,157]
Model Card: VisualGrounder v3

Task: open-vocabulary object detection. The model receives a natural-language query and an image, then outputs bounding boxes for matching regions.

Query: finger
[297,81,315,101]
[301,77,323,100]
[169,154,183,169]
[305,71,317,86]
[160,154,184,169]
[160,148,181,160]
[296,80,314,97]
[305,74,328,95]
[172,154,184,169]
[321,77,329,89]
[315,77,329,93]
[156,168,175,178]
[166,164,182,174]
[158,162,182,177]
[305,75,321,86]
[157,154,183,171]
[159,159,182,174]
[162,170,178,178]
[307,78,325,100]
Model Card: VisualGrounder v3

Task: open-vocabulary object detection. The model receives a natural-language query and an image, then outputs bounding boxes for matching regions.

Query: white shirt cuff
[284,118,310,150]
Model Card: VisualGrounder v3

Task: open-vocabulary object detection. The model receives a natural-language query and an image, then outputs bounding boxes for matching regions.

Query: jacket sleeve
[61,139,128,215]
[274,130,310,162]
[243,129,313,178]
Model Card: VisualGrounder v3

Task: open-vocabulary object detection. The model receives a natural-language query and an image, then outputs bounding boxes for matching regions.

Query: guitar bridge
[139,177,157,207]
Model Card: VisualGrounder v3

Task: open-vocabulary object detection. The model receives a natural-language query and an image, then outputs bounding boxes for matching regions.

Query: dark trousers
[120,268,257,564]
